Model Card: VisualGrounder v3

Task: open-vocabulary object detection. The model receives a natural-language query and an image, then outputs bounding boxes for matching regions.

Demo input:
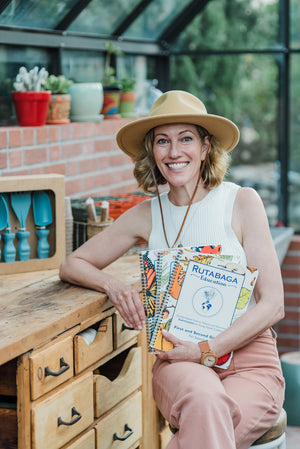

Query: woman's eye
[182,136,192,142]
[156,138,168,144]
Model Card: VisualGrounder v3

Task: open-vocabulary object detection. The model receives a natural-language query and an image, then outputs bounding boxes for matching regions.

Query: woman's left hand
[156,329,201,363]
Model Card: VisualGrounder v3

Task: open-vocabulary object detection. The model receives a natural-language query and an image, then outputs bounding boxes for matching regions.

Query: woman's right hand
[105,277,146,330]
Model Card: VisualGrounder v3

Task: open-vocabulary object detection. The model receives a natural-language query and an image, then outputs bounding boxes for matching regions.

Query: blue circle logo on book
[192,287,223,317]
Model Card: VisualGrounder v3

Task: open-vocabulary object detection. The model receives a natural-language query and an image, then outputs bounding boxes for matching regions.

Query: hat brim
[117,112,239,160]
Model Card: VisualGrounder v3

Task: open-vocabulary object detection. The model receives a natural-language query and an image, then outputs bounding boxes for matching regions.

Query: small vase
[12,91,51,126]
[68,83,103,122]
[119,91,137,118]
[101,86,121,119]
[46,93,71,124]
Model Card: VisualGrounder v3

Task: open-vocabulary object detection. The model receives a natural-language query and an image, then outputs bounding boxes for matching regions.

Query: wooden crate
[0,174,65,274]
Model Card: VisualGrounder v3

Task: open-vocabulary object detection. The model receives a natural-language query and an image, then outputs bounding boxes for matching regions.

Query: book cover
[149,249,258,369]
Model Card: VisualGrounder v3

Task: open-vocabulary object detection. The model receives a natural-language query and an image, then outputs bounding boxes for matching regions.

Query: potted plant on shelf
[101,41,122,119]
[12,66,50,126]
[119,77,137,118]
[44,75,73,124]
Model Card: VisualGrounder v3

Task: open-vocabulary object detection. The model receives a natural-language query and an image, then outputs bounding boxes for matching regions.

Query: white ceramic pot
[68,83,104,122]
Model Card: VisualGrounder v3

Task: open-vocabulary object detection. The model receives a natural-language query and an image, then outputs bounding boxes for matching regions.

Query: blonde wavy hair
[133,125,230,193]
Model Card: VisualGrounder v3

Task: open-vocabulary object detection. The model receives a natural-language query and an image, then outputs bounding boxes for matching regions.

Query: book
[140,245,222,351]
[148,248,258,369]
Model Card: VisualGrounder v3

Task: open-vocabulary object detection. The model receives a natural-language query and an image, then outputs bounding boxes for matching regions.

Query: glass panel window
[173,0,279,51]
[68,0,141,35]
[289,55,300,231]
[170,53,280,226]
[291,0,300,49]
[123,0,192,40]
[0,0,79,30]
[62,50,104,83]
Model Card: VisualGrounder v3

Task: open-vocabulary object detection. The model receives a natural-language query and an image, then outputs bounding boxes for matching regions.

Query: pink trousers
[152,329,285,449]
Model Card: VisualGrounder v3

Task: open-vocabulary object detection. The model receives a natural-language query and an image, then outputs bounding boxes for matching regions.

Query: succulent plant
[120,78,136,92]
[13,66,49,92]
[44,75,73,94]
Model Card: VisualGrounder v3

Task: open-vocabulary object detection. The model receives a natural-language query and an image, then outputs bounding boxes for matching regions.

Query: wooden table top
[0,255,141,366]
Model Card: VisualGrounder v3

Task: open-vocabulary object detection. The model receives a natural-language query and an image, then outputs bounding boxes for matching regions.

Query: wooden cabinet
[0,256,164,449]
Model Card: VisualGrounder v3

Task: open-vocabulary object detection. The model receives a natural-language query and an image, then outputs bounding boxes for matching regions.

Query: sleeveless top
[148,181,247,268]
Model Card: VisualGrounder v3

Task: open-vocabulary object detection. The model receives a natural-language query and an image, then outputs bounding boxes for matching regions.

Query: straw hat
[116,90,239,159]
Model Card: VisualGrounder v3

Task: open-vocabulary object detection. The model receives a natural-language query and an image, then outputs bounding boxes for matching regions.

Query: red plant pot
[12,91,51,126]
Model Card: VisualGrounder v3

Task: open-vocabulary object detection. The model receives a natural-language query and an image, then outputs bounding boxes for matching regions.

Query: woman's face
[153,123,209,189]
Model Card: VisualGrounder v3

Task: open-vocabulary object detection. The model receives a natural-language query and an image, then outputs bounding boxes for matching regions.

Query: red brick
[99,156,109,169]
[289,236,300,250]
[60,124,72,140]
[36,127,48,144]
[284,296,300,307]
[95,138,112,153]
[24,147,47,165]
[284,282,300,293]
[83,123,94,138]
[283,255,300,265]
[282,268,300,278]
[48,125,60,143]
[277,337,300,349]
[109,154,123,167]
[102,119,114,135]
[44,163,66,175]
[278,323,300,334]
[93,122,103,136]
[0,151,8,169]
[65,178,83,196]
[123,168,135,181]
[82,141,94,155]
[9,129,22,147]
[83,175,96,191]
[0,130,8,149]
[49,145,61,161]
[9,149,22,167]
[4,169,30,176]
[61,142,82,159]
[72,123,84,139]
[283,310,300,321]
[22,128,35,146]
[31,167,44,174]
[79,157,100,174]
[66,161,78,176]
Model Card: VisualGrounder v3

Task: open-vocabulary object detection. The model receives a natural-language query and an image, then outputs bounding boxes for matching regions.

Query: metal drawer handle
[122,323,135,331]
[45,357,70,377]
[57,407,82,427]
[113,423,133,441]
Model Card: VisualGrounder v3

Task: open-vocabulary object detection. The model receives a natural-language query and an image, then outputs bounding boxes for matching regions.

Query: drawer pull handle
[113,423,133,441]
[122,323,135,331]
[45,357,70,377]
[57,407,82,427]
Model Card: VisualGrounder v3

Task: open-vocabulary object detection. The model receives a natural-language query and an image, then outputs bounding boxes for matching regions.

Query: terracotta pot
[46,93,71,124]
[119,91,137,118]
[12,91,51,126]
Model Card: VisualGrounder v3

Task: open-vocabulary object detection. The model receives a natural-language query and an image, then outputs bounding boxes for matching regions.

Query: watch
[198,341,218,367]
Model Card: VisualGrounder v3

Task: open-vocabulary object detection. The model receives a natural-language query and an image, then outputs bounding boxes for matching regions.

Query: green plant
[44,75,73,94]
[13,66,49,91]
[102,41,123,87]
[120,77,136,92]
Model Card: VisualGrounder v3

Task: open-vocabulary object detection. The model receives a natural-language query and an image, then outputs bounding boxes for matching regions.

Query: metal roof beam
[55,0,93,31]
[158,0,211,48]
[0,0,13,15]
[112,0,153,36]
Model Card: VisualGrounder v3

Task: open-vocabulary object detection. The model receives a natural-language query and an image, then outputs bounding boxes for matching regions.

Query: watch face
[203,355,217,367]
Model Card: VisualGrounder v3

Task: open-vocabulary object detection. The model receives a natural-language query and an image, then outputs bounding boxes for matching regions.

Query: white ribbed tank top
[148,181,247,267]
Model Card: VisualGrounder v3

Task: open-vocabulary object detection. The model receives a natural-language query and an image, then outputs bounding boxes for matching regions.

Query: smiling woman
[60,90,285,449]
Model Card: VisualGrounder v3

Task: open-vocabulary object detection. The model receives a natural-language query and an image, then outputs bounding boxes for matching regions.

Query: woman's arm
[157,187,284,363]
[59,200,152,330]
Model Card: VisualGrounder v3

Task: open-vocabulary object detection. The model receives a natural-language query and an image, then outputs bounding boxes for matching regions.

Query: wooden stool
[169,408,286,449]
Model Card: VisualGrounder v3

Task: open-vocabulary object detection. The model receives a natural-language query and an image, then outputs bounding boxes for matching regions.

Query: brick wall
[0,119,138,198]
[277,236,300,354]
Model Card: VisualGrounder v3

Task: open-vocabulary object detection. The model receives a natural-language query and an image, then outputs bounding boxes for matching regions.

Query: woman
[59,90,285,449]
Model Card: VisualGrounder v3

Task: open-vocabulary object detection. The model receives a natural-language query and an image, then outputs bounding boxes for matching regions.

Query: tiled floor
[286,426,300,448]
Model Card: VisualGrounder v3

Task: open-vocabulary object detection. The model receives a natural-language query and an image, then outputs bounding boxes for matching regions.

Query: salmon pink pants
[152,329,285,449]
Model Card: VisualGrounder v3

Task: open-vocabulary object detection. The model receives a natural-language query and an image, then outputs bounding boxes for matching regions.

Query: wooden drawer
[113,312,140,349]
[94,346,142,417]
[74,317,113,374]
[32,372,93,449]
[30,335,74,400]
[95,391,142,449]
[63,429,95,449]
